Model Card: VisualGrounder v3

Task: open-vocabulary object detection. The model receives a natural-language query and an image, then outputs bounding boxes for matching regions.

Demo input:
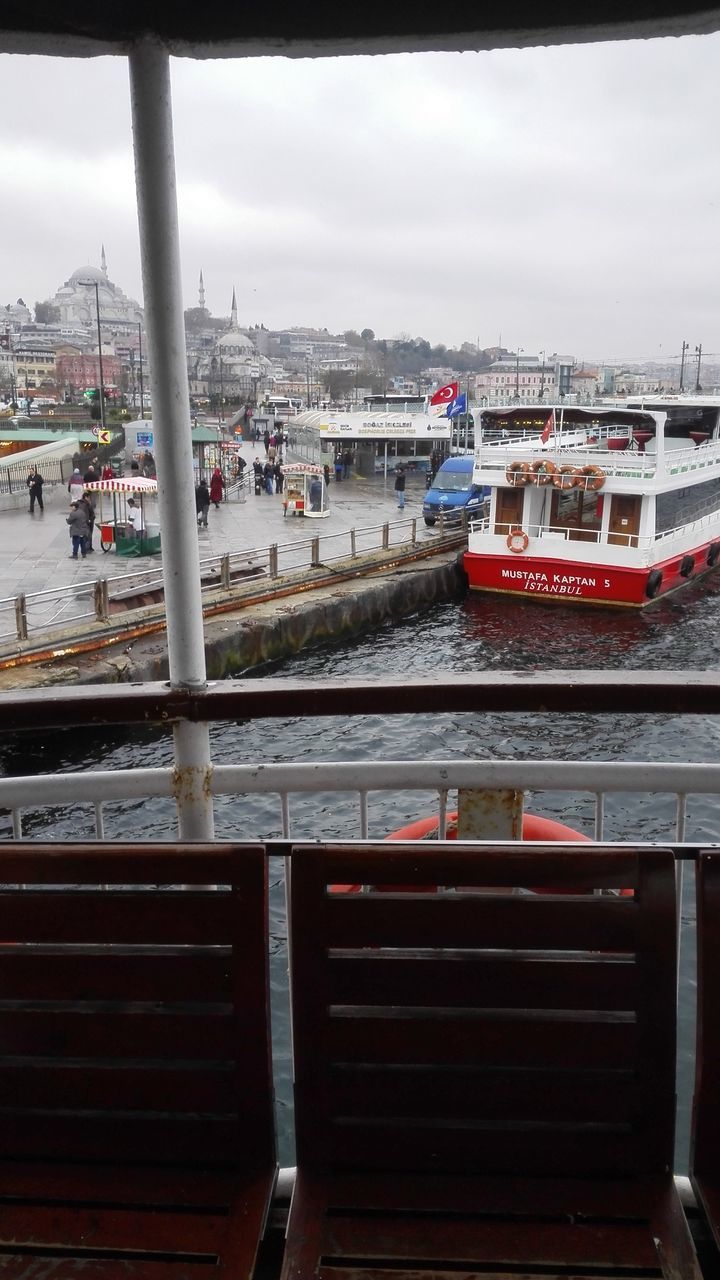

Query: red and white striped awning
[84,477,158,494]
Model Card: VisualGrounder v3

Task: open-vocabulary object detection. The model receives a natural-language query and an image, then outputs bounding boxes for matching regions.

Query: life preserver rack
[506,461,607,491]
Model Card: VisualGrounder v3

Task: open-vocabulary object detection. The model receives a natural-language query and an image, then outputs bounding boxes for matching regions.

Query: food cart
[84,476,161,557]
[282,463,330,518]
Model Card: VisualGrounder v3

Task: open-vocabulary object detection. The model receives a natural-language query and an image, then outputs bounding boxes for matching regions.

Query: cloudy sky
[1,33,719,363]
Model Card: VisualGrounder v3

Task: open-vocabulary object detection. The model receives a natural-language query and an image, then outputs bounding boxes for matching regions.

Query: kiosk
[84,476,161,557]
[282,464,330,518]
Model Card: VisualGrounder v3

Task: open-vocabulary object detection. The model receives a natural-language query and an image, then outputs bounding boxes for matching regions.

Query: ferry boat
[464,400,720,607]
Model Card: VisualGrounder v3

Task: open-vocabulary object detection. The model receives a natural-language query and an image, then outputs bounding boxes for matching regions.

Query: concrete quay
[0,445,468,689]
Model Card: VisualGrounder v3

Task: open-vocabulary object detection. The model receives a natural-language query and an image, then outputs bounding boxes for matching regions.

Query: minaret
[230,286,237,329]
[101,244,108,276]
[199,270,205,310]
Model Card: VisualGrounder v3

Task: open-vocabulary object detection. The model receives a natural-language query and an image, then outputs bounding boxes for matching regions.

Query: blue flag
[447,392,467,418]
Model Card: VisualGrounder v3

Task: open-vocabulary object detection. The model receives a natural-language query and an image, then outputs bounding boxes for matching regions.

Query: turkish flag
[540,412,554,444]
[429,382,459,407]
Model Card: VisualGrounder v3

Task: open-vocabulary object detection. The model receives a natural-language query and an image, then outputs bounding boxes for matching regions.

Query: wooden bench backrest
[289,843,677,1178]
[0,843,274,1169]
[692,850,720,1177]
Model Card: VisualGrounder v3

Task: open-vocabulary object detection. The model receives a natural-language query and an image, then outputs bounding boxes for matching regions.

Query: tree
[343,330,363,348]
[361,328,375,343]
[321,370,354,401]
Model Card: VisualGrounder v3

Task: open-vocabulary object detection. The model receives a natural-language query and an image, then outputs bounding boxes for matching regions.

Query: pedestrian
[342,448,353,479]
[309,476,323,512]
[335,453,343,483]
[263,429,271,455]
[195,478,210,528]
[274,461,284,494]
[66,501,89,559]
[236,455,247,480]
[101,464,114,480]
[253,458,264,496]
[209,467,224,509]
[27,469,44,513]
[264,461,274,495]
[68,468,84,503]
[126,498,144,539]
[323,463,331,487]
[83,464,99,486]
[78,492,96,552]
[394,465,406,511]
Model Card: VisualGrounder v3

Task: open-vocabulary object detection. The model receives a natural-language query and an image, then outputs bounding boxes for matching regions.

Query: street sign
[98,429,112,445]
[91,425,100,436]
[136,431,154,447]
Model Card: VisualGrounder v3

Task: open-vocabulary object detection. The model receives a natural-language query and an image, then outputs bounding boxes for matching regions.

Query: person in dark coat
[394,465,406,510]
[263,461,274,495]
[195,478,210,527]
[27,469,44,513]
[274,461,284,494]
[253,459,264,495]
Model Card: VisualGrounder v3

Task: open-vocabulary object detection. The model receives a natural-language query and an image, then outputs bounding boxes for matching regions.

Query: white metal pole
[128,40,214,840]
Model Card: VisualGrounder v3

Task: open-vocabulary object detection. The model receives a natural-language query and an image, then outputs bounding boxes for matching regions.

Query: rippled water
[4,574,720,1167]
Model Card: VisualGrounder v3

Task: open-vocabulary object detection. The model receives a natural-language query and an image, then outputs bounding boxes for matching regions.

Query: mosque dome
[69,265,106,285]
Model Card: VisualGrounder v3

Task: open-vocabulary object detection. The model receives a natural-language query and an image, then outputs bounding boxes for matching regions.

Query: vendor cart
[282,464,330,518]
[84,476,162,557]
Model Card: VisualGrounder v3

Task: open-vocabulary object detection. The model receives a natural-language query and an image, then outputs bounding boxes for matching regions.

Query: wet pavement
[0,443,432,641]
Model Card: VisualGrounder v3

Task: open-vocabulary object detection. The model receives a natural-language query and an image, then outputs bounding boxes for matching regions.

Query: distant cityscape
[1,251,717,415]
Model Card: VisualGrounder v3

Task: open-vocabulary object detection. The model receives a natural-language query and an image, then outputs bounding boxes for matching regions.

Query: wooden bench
[283,842,700,1280]
[691,849,720,1250]
[0,842,276,1278]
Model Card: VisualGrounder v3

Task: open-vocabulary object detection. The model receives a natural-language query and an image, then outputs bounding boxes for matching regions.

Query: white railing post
[128,41,213,840]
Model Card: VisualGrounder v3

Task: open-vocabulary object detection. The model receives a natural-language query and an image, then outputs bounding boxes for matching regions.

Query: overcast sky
[1,34,719,363]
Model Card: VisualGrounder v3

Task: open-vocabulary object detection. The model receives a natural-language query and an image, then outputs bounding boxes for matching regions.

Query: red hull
[464,540,720,607]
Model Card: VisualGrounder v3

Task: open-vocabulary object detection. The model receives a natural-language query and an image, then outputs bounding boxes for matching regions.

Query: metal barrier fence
[0,456,69,495]
[0,509,463,646]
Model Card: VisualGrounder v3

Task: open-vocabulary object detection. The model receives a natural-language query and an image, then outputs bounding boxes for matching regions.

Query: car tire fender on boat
[506,461,532,486]
[679,554,695,578]
[646,568,663,599]
[507,528,529,553]
[531,459,557,485]
[707,542,720,567]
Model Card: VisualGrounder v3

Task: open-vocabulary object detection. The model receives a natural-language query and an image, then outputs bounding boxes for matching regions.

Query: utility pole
[80,279,106,433]
[138,322,145,412]
[515,348,523,401]
[539,350,546,401]
[679,340,689,393]
[695,344,703,392]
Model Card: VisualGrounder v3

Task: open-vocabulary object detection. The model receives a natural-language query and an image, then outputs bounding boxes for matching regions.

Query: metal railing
[0,511,457,646]
[470,508,720,553]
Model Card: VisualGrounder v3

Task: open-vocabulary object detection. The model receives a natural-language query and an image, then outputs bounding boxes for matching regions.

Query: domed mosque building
[194,285,271,400]
[51,248,143,339]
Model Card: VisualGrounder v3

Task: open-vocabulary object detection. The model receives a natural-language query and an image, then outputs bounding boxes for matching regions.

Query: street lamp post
[138,322,145,412]
[539,350,546,401]
[80,279,106,434]
[679,340,689,393]
[695,344,703,392]
[514,348,524,401]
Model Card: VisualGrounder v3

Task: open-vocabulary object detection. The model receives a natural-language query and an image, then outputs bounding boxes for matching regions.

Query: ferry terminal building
[289,408,454,476]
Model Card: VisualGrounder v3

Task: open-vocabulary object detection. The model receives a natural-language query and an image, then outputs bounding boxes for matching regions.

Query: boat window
[550,487,603,541]
[656,477,720,536]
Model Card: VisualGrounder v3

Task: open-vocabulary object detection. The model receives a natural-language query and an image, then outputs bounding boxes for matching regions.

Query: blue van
[422,455,489,527]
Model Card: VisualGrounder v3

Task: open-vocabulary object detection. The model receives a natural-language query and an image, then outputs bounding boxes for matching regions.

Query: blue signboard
[136,431,154,447]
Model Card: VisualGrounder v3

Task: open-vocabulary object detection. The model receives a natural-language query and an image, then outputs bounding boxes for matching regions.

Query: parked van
[422,455,489,527]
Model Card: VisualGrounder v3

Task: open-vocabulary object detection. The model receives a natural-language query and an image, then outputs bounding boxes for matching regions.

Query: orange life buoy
[552,465,578,491]
[580,464,605,491]
[506,527,529,553]
[531,459,557,485]
[505,461,531,487]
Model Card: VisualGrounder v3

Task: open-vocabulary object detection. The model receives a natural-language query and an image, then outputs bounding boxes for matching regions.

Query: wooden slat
[329,1066,638,1123]
[0,842,237,886]
[0,1112,250,1165]
[326,1120,645,1177]
[0,1162,271,1208]
[0,1202,225,1255]
[324,893,637,952]
[320,1214,660,1267]
[314,844,640,891]
[327,1010,636,1069]
[327,951,639,1010]
[0,1260,223,1278]
[0,890,234,945]
[0,947,231,1003]
[0,1061,237,1114]
[0,1007,235,1060]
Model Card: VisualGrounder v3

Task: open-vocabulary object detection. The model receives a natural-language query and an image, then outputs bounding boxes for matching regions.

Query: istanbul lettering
[500,568,611,595]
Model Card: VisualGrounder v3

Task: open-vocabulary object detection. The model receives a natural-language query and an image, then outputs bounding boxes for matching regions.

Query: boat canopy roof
[84,477,159,493]
[479,406,659,431]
